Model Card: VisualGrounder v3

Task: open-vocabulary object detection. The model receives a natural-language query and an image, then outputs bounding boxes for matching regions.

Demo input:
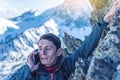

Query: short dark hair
[39,33,61,50]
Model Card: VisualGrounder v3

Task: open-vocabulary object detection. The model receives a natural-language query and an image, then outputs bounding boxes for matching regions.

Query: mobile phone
[33,49,40,64]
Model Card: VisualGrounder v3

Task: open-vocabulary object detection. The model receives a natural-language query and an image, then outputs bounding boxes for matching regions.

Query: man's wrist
[103,14,112,23]
[27,63,35,73]
[98,18,108,27]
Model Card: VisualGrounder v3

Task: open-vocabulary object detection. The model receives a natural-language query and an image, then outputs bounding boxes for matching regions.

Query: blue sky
[0,0,65,18]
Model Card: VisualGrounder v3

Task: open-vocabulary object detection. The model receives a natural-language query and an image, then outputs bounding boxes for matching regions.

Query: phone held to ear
[33,49,40,64]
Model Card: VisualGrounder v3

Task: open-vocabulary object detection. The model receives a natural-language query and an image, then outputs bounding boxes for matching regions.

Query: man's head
[39,33,61,50]
[38,33,62,67]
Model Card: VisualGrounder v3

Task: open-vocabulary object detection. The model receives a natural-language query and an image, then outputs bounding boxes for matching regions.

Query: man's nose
[41,49,47,55]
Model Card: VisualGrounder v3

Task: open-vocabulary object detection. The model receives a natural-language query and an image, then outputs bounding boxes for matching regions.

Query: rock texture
[69,58,89,80]
[64,7,120,80]
[86,7,120,80]
[63,32,82,54]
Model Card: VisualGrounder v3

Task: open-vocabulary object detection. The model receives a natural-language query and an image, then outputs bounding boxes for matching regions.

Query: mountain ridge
[0,0,92,79]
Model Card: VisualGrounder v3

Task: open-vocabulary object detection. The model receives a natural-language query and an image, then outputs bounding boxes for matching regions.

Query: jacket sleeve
[64,19,108,73]
[9,65,34,80]
[70,19,108,60]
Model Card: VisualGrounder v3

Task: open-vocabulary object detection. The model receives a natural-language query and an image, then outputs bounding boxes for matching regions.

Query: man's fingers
[104,0,120,23]
[27,62,34,69]
[28,53,33,63]
[28,62,40,72]
[110,0,119,9]
[109,0,120,15]
[27,51,36,68]
[35,62,40,69]
[28,51,38,62]
[113,1,120,14]
[113,0,119,7]
[27,50,40,72]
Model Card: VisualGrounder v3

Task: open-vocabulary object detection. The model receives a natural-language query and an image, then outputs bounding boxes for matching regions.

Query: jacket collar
[37,55,64,74]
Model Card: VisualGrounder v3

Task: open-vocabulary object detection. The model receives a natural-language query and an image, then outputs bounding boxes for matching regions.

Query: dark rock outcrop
[64,7,120,80]
[86,7,120,80]
[63,32,82,54]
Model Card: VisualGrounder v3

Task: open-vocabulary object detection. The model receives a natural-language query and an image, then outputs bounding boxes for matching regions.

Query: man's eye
[46,48,51,50]
[38,48,42,51]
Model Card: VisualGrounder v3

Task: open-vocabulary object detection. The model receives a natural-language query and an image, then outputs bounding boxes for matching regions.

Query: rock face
[86,7,120,80]
[69,58,89,80]
[63,32,82,54]
[64,7,120,80]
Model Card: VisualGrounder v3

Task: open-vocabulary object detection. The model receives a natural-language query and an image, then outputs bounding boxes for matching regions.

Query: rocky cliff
[63,7,120,80]
[86,7,120,80]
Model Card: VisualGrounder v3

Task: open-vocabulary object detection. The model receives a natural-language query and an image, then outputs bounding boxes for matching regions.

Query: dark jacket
[9,19,108,80]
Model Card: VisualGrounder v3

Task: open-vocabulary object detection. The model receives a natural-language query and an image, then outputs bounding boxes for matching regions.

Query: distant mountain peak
[60,0,92,20]
[0,18,19,35]
[10,10,41,21]
[0,1,93,79]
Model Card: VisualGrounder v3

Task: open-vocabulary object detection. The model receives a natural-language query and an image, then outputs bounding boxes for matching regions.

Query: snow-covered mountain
[0,0,92,79]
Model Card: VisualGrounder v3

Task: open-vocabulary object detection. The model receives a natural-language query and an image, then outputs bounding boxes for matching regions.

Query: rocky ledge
[63,7,120,80]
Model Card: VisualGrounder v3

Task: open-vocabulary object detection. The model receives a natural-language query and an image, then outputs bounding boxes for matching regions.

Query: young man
[10,0,120,80]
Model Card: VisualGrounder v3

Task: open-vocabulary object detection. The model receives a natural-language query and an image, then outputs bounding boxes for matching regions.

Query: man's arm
[64,0,120,74]
[70,18,107,60]
[64,19,107,76]
[70,0,120,61]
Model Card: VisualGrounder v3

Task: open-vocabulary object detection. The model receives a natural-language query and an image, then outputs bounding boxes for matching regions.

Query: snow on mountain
[0,18,19,34]
[0,18,59,79]
[0,0,92,79]
[0,7,26,19]
[10,10,42,22]
[61,0,92,20]
[0,10,53,44]
[0,18,19,44]
[60,26,92,41]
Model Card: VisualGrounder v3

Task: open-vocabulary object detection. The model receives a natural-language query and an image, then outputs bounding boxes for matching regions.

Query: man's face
[38,39,61,67]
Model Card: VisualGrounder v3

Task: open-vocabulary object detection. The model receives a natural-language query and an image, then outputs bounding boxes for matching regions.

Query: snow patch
[0,18,19,34]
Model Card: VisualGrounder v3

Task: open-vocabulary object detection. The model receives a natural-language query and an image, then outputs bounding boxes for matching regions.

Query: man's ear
[56,48,62,56]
